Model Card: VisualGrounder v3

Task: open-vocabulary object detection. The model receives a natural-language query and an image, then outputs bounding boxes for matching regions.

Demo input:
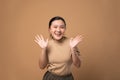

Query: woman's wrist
[42,47,47,50]
[41,47,47,54]
[70,47,79,55]
[70,47,76,54]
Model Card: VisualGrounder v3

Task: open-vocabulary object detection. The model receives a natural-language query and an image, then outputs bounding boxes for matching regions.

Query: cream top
[46,37,80,76]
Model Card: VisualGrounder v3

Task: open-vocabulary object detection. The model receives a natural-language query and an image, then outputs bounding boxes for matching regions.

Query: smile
[54,32,62,36]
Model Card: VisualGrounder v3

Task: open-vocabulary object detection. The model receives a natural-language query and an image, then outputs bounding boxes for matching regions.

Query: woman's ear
[48,28,50,32]
[48,28,51,34]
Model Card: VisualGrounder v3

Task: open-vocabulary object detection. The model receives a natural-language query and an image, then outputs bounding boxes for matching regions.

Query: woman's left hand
[70,35,83,48]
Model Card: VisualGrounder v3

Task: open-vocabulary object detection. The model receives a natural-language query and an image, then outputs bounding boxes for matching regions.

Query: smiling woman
[34,16,83,80]
[49,17,66,41]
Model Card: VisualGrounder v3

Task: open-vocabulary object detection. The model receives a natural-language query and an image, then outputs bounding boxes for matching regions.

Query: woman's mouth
[54,32,62,36]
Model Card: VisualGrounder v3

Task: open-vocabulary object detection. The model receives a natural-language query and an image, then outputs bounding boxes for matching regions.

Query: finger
[76,35,83,40]
[73,35,82,44]
[46,38,48,42]
[34,39,38,43]
[46,38,48,44]
[70,38,73,43]
[34,40,43,47]
[73,35,80,41]
[35,35,40,41]
[77,35,83,42]
[40,34,44,41]
[70,38,73,40]
[37,34,41,40]
[35,36,40,41]
[78,35,83,40]
[77,35,82,39]
[79,35,84,39]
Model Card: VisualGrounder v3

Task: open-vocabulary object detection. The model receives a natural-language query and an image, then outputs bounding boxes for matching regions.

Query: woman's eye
[60,26,65,29]
[53,26,57,28]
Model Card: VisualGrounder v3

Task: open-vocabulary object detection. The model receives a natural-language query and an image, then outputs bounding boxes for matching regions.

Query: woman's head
[48,16,66,40]
[49,16,66,29]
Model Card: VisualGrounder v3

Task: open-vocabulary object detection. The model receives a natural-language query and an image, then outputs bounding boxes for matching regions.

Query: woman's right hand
[34,34,48,49]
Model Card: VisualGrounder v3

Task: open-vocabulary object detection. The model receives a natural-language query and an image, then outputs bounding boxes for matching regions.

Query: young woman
[35,16,83,80]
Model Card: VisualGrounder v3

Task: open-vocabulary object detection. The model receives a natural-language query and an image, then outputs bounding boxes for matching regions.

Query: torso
[47,37,72,76]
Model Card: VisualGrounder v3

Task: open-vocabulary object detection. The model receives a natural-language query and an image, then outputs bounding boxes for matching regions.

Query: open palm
[34,35,48,48]
[70,35,83,48]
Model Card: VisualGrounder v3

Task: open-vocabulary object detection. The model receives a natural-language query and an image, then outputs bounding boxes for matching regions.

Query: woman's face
[49,20,66,40]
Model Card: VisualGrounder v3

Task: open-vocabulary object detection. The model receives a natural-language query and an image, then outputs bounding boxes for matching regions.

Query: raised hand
[34,34,48,48]
[70,35,83,48]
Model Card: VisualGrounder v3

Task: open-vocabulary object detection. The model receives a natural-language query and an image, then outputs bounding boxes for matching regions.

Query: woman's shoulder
[48,36,70,44]
[64,36,71,41]
[61,36,70,42]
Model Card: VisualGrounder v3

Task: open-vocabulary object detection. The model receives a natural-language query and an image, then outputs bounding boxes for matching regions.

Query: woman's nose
[57,28,60,31]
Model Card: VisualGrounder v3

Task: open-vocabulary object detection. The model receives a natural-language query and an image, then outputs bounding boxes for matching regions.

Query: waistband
[47,71,73,77]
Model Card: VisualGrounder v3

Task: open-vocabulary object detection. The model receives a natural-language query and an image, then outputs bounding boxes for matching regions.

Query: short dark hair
[49,16,66,28]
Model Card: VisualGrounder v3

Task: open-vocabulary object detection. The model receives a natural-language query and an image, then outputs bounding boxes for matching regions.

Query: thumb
[70,38,73,43]
[46,38,48,43]
[70,37,73,41]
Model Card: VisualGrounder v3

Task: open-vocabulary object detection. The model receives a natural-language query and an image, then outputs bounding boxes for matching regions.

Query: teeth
[55,33,61,35]
[56,34,60,36]
[56,33,60,35]
[55,33,61,36]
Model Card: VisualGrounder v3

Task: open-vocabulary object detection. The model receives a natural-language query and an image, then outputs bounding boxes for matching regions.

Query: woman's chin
[53,36,63,41]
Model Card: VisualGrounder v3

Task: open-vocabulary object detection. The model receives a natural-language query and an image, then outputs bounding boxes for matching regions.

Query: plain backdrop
[0,0,120,80]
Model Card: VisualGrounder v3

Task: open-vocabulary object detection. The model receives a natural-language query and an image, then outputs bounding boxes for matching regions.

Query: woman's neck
[50,36,66,43]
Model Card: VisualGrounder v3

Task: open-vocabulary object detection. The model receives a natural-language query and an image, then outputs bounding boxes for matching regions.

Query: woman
[35,16,83,80]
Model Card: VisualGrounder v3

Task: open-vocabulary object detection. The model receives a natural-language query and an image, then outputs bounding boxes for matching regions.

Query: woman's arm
[70,35,83,68]
[39,48,48,69]
[71,47,81,68]
[35,35,48,69]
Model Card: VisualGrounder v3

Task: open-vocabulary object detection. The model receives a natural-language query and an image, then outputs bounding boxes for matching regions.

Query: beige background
[0,0,120,80]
